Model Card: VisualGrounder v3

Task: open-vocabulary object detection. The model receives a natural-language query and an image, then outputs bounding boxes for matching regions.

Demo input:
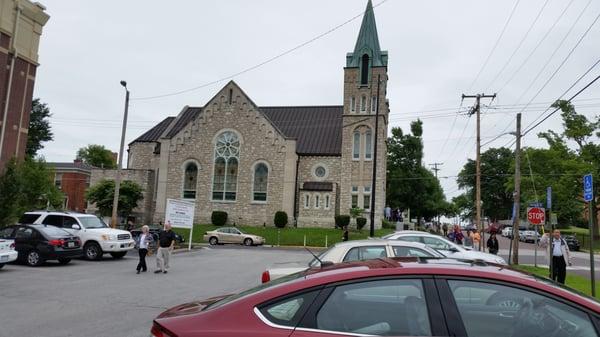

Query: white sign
[165,199,195,229]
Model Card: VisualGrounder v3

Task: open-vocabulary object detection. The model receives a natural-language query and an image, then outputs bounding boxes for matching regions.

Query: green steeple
[346,0,387,67]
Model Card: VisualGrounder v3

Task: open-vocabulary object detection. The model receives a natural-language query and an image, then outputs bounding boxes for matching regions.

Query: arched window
[350,96,356,112]
[212,131,240,201]
[353,131,361,159]
[365,129,372,160]
[361,54,369,85]
[183,162,198,199]
[360,96,367,112]
[253,163,268,202]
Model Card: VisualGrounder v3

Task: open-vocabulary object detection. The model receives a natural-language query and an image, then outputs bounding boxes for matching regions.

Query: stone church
[91,0,389,228]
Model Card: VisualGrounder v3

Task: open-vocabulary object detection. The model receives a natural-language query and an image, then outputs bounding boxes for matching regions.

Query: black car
[130,226,185,245]
[564,235,580,251]
[0,224,83,266]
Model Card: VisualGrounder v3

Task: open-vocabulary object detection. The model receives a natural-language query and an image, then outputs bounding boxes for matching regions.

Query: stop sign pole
[528,207,545,267]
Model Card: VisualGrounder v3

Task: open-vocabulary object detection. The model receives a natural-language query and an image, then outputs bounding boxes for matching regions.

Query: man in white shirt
[540,229,572,284]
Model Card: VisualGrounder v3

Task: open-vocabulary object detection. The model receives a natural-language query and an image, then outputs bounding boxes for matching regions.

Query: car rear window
[19,214,41,224]
[37,225,71,237]
[204,272,307,311]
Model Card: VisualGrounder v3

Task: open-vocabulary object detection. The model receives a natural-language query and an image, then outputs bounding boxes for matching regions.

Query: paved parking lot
[0,246,310,337]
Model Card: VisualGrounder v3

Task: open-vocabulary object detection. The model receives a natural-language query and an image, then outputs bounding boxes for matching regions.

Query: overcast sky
[34,0,600,200]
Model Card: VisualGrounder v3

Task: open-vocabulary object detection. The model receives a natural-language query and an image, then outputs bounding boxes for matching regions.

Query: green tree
[76,144,117,169]
[0,158,62,226]
[457,147,514,222]
[85,179,143,218]
[26,98,54,158]
[386,120,448,221]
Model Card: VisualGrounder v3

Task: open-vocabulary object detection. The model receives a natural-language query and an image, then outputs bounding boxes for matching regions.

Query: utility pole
[512,113,522,265]
[111,81,130,228]
[429,162,443,232]
[462,93,496,251]
[369,74,381,237]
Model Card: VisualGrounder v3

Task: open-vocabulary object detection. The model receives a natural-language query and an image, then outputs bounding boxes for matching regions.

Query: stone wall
[88,168,155,225]
[128,142,160,171]
[296,156,341,227]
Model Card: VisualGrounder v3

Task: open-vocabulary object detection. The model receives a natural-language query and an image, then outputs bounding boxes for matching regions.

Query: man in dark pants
[541,229,572,284]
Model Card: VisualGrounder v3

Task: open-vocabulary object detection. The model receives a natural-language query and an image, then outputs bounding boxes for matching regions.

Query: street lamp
[110,81,130,228]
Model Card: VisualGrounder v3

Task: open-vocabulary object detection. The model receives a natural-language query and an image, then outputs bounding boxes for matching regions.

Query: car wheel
[84,242,103,261]
[58,258,71,265]
[209,237,218,245]
[110,252,127,259]
[26,250,44,267]
[243,238,253,246]
[0,263,4,269]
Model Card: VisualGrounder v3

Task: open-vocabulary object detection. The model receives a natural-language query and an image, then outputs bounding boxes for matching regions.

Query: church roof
[260,106,343,156]
[130,105,343,156]
[346,0,387,67]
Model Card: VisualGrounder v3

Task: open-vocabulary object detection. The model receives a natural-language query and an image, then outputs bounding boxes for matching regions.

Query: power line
[435,98,464,159]
[485,0,551,92]
[467,0,521,92]
[131,0,389,101]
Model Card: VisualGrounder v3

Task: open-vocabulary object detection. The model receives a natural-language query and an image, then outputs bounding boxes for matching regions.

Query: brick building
[91,1,390,228]
[0,0,49,170]
[49,160,92,212]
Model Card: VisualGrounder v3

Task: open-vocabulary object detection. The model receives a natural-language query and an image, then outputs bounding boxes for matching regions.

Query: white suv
[20,211,135,260]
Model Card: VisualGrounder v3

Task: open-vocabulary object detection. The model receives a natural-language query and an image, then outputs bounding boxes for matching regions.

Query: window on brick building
[353,131,360,160]
[360,95,367,112]
[325,195,331,209]
[304,194,310,209]
[360,54,369,85]
[363,186,371,211]
[212,131,240,201]
[365,129,372,160]
[54,174,62,190]
[253,163,268,202]
[351,186,359,208]
[350,96,356,112]
[183,162,198,199]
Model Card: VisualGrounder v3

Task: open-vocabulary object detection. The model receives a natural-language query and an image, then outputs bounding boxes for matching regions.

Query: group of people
[443,224,499,255]
[383,206,403,222]
[134,221,177,275]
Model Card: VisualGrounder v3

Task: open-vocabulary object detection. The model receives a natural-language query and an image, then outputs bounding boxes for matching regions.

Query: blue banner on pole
[547,186,552,209]
[584,174,593,202]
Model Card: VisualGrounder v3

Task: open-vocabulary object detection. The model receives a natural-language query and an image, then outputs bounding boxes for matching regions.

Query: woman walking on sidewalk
[135,225,153,274]
[487,232,499,255]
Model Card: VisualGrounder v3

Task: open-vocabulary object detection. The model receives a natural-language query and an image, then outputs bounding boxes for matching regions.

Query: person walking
[155,221,176,274]
[464,230,473,248]
[135,225,153,274]
[384,205,392,221]
[540,229,572,284]
[472,229,481,251]
[342,225,349,242]
[454,226,464,245]
[487,232,499,255]
[442,223,448,237]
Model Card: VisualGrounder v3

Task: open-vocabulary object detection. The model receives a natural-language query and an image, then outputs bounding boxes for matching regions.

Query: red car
[151,258,600,337]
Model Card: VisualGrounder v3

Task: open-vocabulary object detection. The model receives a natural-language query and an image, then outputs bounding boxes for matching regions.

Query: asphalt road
[0,246,311,337]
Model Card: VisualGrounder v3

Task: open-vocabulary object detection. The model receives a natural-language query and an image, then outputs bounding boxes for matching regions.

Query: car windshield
[204,271,306,311]
[37,225,71,237]
[78,217,108,229]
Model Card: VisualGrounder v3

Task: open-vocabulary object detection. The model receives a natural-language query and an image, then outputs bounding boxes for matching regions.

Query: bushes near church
[334,215,350,229]
[356,217,367,231]
[211,211,228,227]
[274,211,288,228]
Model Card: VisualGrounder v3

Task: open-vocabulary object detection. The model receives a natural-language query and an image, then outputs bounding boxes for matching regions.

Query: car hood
[449,250,507,264]
[156,294,231,319]
[83,228,131,236]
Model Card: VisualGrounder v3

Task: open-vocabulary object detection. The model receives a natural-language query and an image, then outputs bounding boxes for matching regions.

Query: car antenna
[304,247,332,267]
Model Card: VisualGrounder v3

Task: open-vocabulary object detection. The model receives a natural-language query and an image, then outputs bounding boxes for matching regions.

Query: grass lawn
[563,226,590,235]
[174,224,395,247]
[512,265,600,299]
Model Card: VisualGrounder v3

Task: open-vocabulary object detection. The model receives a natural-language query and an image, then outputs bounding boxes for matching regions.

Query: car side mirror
[71,224,81,230]
[449,247,459,253]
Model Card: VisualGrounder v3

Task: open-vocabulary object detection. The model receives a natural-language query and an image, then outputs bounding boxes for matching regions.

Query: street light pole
[110,81,129,228]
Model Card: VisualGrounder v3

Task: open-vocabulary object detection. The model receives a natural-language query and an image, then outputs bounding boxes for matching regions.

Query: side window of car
[42,215,63,227]
[63,217,78,228]
[15,227,33,239]
[315,279,432,336]
[258,290,319,328]
[448,280,598,337]
[393,246,432,258]
[343,246,386,262]
[423,237,451,250]
[0,227,15,239]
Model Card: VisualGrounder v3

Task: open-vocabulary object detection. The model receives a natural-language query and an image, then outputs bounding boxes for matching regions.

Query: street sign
[547,186,552,210]
[584,174,593,202]
[529,202,543,208]
[550,213,558,225]
[527,207,545,225]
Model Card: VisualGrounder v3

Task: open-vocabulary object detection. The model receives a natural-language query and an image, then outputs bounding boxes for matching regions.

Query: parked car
[382,231,507,264]
[21,211,135,260]
[203,227,265,246]
[151,257,600,337]
[565,235,581,251]
[520,229,540,243]
[130,225,185,245]
[0,237,18,269]
[501,226,512,237]
[507,225,526,239]
[261,239,444,283]
[0,224,82,266]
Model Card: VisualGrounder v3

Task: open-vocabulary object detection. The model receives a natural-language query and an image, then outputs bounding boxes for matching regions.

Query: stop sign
[527,207,545,225]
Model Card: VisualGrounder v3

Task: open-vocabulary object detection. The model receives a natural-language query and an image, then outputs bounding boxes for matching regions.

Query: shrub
[335,215,351,229]
[382,219,393,229]
[211,211,228,227]
[356,217,367,231]
[274,211,288,228]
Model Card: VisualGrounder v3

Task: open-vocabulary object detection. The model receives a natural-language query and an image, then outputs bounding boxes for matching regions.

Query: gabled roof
[164,107,202,139]
[261,106,343,156]
[130,117,175,144]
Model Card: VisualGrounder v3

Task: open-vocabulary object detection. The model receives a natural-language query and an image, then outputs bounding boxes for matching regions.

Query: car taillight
[261,270,270,283]
[150,323,176,337]
[48,239,65,246]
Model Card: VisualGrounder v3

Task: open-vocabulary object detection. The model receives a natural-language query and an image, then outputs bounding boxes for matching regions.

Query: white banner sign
[165,198,195,229]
